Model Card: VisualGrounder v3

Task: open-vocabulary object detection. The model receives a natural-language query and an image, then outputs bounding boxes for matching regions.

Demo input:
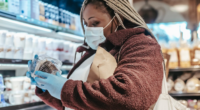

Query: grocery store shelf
[0,64,73,70]
[0,10,84,43]
[0,59,73,70]
[169,93,200,99]
[0,102,45,110]
[169,66,200,72]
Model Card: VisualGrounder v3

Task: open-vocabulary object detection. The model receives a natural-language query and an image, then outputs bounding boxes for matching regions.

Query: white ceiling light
[57,32,84,41]
[170,5,188,13]
[0,17,52,32]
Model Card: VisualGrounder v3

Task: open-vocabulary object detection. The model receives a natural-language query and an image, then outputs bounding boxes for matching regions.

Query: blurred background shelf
[169,67,200,72]
[169,93,200,99]
[0,58,73,70]
[0,102,46,110]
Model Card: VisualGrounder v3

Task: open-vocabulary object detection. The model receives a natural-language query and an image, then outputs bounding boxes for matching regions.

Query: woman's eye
[92,22,99,27]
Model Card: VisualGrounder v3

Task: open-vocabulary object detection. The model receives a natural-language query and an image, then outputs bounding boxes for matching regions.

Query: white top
[65,54,95,110]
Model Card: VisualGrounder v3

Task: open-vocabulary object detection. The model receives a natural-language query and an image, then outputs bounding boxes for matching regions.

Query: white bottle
[19,0,31,17]
[8,0,20,14]
[31,0,39,20]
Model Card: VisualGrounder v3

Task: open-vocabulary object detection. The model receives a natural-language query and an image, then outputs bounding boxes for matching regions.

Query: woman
[26,0,163,110]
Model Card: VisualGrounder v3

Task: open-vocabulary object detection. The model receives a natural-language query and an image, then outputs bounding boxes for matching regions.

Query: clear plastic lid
[29,55,62,78]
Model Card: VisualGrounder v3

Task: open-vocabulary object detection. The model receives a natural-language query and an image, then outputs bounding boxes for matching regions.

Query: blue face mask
[85,16,117,50]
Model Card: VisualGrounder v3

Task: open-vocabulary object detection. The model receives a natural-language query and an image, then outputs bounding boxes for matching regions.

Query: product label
[0,0,8,11]
[175,82,184,92]
[8,0,20,14]
[20,0,31,17]
[195,50,200,59]
[167,82,172,92]
[187,81,196,91]
[180,50,190,62]
[168,51,178,62]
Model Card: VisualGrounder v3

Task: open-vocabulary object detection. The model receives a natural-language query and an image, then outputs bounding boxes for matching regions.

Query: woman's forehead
[82,4,108,20]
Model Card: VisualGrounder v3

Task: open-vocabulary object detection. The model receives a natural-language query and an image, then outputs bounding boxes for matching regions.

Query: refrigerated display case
[0,0,84,109]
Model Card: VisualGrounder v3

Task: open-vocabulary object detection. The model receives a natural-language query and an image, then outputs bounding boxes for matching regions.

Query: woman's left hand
[34,71,68,100]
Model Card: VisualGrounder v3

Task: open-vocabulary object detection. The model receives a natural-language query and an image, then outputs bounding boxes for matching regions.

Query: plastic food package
[174,78,185,92]
[0,46,5,58]
[14,33,27,48]
[0,30,8,45]
[167,78,174,92]
[186,77,200,93]
[29,55,62,78]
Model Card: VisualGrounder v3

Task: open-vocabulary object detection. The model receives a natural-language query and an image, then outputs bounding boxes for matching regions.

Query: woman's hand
[26,55,39,85]
[26,55,46,92]
[34,71,68,100]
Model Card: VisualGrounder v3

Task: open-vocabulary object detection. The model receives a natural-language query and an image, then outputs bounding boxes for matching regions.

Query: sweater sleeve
[60,34,164,110]
[35,87,64,110]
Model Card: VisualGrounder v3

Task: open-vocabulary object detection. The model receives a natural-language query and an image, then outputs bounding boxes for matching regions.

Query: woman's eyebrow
[88,16,95,20]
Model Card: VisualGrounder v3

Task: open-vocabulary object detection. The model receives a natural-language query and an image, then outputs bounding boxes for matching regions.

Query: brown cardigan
[35,25,163,110]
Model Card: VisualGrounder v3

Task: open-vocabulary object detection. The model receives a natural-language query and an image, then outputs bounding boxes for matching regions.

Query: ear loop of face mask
[73,16,117,65]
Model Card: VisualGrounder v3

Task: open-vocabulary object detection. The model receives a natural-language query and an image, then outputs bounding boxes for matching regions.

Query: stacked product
[0,30,79,63]
[4,76,41,105]
[179,99,200,109]
[167,73,200,93]
[159,31,200,69]
[0,0,82,33]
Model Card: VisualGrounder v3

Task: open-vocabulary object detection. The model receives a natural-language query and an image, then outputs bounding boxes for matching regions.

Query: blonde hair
[80,0,154,37]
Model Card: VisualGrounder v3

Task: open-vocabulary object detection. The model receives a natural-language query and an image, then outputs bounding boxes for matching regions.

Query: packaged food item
[62,10,67,28]
[8,0,20,14]
[14,48,23,59]
[186,77,200,93]
[31,0,39,20]
[54,7,59,25]
[37,37,46,55]
[44,3,50,23]
[23,34,33,60]
[46,38,53,50]
[29,55,62,78]
[50,6,56,25]
[5,32,14,47]
[70,13,76,30]
[5,46,14,59]
[39,1,45,21]
[188,100,197,109]
[179,40,191,68]
[9,77,25,91]
[192,31,200,66]
[65,10,71,28]
[0,30,7,45]
[0,0,8,11]
[52,51,59,60]
[174,78,185,92]
[167,41,179,68]
[14,33,26,49]
[32,36,39,58]
[167,78,174,92]
[59,8,64,27]
[179,100,188,107]
[19,0,31,17]
[9,91,25,105]
[0,46,5,58]
[180,72,193,81]
[23,77,31,90]
[75,14,83,35]
[24,34,33,49]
